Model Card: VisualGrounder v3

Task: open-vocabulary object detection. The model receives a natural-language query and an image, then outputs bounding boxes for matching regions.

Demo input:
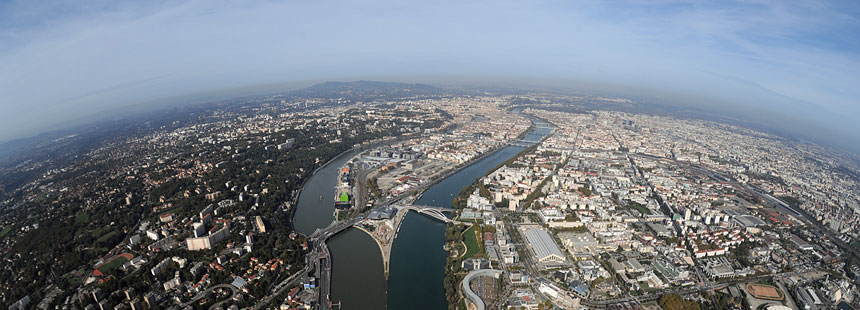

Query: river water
[293,149,358,235]
[293,121,551,310]
[292,148,389,310]
[387,145,525,310]
[387,123,551,310]
[327,228,387,309]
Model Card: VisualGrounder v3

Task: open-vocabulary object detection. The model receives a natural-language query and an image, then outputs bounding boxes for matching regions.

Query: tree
[659,294,700,310]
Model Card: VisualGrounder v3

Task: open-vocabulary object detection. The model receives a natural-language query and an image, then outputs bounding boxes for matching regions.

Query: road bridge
[307,204,459,282]
[351,205,459,277]
[506,141,535,147]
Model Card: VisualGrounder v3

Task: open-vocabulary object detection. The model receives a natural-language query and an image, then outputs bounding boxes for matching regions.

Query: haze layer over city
[1,1,860,310]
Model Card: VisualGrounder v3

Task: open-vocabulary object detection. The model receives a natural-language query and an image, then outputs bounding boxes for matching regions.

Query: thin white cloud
[0,0,858,144]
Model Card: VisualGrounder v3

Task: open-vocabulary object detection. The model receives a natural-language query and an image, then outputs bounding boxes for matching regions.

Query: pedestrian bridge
[394,205,455,223]
[317,204,464,278]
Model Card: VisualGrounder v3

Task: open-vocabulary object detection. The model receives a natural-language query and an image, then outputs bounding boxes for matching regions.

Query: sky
[1,0,859,150]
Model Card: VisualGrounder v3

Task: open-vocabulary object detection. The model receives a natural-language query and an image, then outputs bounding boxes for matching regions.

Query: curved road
[181,284,238,309]
[461,269,503,310]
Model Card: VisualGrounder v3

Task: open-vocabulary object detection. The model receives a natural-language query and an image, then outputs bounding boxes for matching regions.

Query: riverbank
[441,116,555,310]
[405,143,507,202]
[291,148,359,234]
[288,148,353,229]
[292,133,425,234]
[303,114,550,310]
[389,144,551,309]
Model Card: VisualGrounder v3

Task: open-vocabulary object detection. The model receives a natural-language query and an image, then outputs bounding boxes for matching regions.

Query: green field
[96,231,119,244]
[97,256,130,275]
[463,225,481,259]
[74,213,90,225]
[627,201,649,215]
[64,274,83,287]
[0,226,12,239]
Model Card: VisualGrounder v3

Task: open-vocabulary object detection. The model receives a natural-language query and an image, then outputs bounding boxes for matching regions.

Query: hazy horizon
[2,1,859,152]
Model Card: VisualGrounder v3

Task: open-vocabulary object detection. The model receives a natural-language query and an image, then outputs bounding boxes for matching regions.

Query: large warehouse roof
[523,228,565,263]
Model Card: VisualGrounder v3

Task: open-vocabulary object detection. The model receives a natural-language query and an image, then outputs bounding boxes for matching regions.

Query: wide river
[293,120,551,310]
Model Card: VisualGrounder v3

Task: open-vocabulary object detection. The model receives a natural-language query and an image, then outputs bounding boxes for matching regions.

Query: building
[231,277,248,289]
[466,190,494,211]
[703,257,736,279]
[163,277,181,291]
[568,280,590,297]
[790,234,813,251]
[199,204,214,219]
[145,230,160,241]
[9,296,30,310]
[128,234,141,247]
[523,227,566,264]
[186,225,230,251]
[559,232,598,251]
[151,259,171,276]
[130,298,143,310]
[626,258,645,273]
[538,208,565,223]
[461,258,491,271]
[255,216,266,233]
[277,138,295,150]
[192,222,206,238]
[159,213,174,223]
[368,206,397,220]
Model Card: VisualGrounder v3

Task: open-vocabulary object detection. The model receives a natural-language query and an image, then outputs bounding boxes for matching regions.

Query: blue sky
[1,0,859,148]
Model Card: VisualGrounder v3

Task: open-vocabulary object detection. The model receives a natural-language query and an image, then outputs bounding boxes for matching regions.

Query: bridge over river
[311,204,461,278]
[304,203,469,309]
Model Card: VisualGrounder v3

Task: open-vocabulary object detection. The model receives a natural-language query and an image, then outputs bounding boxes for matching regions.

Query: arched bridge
[394,205,456,223]
[309,205,456,241]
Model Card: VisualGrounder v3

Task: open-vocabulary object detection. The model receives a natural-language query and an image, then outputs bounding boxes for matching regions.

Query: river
[387,122,551,310]
[387,145,526,310]
[293,149,359,235]
[293,120,551,310]
[292,147,389,310]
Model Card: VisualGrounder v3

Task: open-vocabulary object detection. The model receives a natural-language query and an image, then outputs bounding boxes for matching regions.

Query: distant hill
[288,80,451,99]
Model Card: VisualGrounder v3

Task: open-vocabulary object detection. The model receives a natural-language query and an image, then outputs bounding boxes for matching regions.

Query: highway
[353,166,372,213]
[316,240,332,310]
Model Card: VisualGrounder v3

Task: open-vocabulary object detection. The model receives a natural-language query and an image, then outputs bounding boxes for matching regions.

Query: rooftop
[523,228,565,262]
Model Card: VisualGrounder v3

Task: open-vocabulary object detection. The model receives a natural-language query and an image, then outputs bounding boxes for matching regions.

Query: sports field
[93,253,133,276]
[745,283,784,300]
